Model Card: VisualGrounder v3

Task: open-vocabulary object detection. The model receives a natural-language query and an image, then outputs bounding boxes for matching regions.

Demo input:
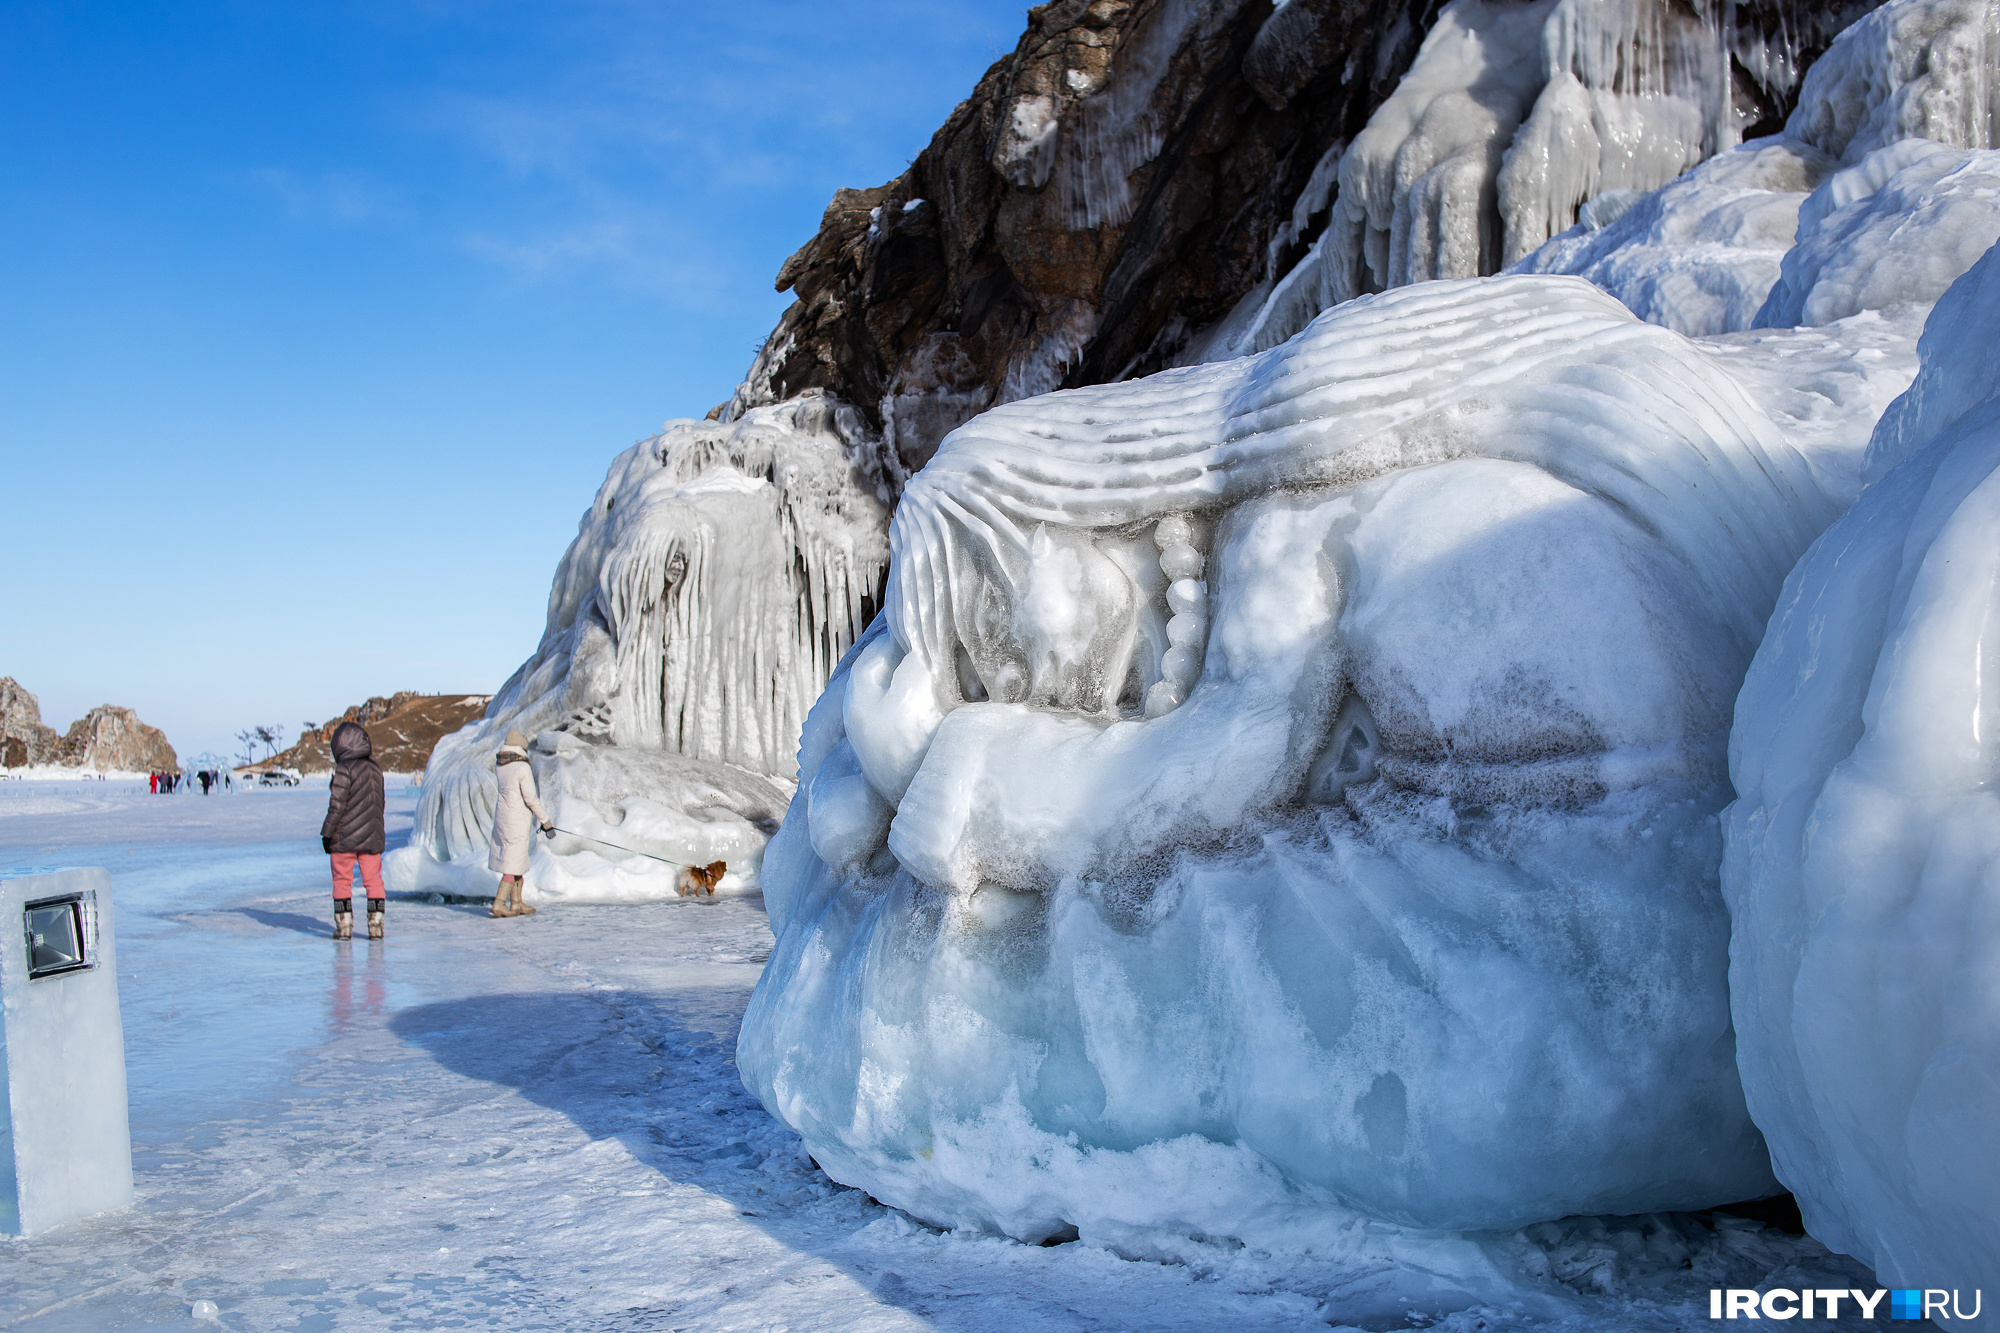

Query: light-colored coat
[488,749,550,876]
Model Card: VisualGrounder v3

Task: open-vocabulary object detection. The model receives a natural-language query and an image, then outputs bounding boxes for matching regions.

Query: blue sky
[1,0,1025,764]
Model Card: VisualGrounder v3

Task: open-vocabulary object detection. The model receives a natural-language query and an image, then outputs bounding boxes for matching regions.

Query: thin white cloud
[249,167,398,225]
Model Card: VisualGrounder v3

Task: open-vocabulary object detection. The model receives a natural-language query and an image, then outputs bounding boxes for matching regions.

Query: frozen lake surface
[0,783,1878,1331]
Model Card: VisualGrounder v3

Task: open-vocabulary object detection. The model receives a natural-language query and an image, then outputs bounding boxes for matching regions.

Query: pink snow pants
[330,852,384,902]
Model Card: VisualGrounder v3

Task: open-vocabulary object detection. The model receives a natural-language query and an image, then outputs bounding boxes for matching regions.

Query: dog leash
[544,824,685,866]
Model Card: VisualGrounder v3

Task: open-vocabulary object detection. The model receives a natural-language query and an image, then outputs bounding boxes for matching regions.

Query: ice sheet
[0,782,1881,1331]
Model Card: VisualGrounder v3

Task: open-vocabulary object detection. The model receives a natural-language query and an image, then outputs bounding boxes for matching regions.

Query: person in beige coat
[489,729,552,918]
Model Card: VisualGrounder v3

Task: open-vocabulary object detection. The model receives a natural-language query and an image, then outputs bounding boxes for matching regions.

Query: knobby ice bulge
[738,0,2000,1253]
[741,272,1819,1238]
[1725,242,2000,1304]
[379,0,2000,1283]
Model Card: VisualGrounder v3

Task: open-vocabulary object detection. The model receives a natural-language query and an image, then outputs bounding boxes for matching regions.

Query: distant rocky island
[255,692,492,776]
[0,676,178,773]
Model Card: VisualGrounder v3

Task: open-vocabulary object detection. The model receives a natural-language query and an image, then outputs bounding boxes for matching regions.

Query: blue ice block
[0,867,134,1235]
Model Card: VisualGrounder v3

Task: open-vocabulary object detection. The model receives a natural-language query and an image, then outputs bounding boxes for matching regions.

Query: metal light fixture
[23,892,94,980]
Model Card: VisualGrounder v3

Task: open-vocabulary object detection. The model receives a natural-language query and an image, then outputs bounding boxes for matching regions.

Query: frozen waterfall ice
[1202,0,1852,358]
[1512,0,2000,337]
[737,272,1859,1239]
[1205,0,2000,359]
[387,394,890,904]
[1723,241,2000,1309]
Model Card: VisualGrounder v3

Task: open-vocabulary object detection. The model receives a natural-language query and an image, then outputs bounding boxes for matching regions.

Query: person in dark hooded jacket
[321,721,387,940]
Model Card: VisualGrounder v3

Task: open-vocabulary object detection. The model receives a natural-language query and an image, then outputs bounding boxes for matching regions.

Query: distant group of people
[148,768,230,793]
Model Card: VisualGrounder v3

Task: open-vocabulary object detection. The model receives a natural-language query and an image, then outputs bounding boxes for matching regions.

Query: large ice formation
[1201,0,1869,359]
[738,0,2000,1239]
[1514,0,2000,337]
[388,395,889,903]
[737,272,1859,1238]
[1723,242,2000,1304]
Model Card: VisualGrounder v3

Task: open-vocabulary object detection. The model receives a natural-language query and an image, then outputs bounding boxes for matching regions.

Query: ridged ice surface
[1723,241,2000,1303]
[738,273,1854,1238]
[397,395,889,903]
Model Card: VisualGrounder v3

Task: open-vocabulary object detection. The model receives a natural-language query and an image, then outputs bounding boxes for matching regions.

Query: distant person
[321,722,387,941]
[489,729,552,919]
[149,771,158,794]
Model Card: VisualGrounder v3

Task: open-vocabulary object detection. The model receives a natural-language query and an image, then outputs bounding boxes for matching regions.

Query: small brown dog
[677,860,726,896]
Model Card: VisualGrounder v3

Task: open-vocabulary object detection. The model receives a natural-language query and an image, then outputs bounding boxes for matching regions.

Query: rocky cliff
[0,677,62,768]
[0,678,178,772]
[264,693,493,775]
[723,0,1879,481]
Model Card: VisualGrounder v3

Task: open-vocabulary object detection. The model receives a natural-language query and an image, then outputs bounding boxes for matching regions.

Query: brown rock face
[1,676,63,767]
[57,705,178,773]
[261,693,493,775]
[2,678,176,772]
[724,0,1878,480]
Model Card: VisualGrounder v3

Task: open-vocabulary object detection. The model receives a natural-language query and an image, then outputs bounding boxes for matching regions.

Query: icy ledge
[738,273,1852,1242]
[1723,241,2000,1303]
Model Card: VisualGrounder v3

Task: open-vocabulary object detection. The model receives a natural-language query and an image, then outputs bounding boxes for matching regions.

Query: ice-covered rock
[1208,0,1856,356]
[1783,0,2000,167]
[396,394,888,902]
[1753,140,2000,327]
[1515,0,2000,337]
[738,273,1858,1239]
[1723,242,2000,1306]
[1508,137,1829,335]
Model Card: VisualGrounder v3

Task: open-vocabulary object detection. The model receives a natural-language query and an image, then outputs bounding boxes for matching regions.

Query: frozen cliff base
[1724,243,2000,1309]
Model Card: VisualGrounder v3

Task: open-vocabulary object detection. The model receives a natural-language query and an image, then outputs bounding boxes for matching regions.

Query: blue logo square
[1891,1290,1924,1319]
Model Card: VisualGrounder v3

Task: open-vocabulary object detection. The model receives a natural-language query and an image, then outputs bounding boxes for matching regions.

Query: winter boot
[491,880,515,918]
[366,898,385,940]
[333,898,353,940]
[508,880,536,917]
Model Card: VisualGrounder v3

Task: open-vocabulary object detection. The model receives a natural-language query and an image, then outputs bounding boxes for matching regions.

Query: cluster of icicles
[1207,0,1831,360]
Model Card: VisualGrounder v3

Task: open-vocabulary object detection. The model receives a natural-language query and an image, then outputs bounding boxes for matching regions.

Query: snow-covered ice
[0,781,1889,1331]
[1723,244,2000,1309]
[1514,0,2000,340]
